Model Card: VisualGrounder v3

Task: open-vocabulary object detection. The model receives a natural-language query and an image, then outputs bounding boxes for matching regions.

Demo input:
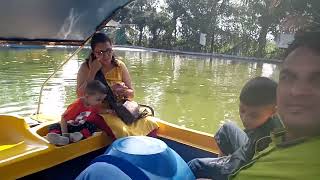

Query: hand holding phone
[112,82,129,98]
[89,52,102,73]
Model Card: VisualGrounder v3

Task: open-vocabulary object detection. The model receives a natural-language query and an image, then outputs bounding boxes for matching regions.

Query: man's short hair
[240,77,277,106]
[85,80,107,95]
[286,27,320,57]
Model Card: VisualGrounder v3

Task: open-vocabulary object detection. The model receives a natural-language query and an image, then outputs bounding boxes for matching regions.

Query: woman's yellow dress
[100,60,159,138]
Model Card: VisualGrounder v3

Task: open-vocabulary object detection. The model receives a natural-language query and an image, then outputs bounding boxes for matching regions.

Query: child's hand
[106,109,116,115]
[67,119,84,126]
[100,108,116,115]
[61,117,69,134]
[79,120,86,124]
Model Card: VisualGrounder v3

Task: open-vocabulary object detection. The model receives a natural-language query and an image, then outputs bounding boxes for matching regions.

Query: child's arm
[60,117,68,134]
[61,100,79,134]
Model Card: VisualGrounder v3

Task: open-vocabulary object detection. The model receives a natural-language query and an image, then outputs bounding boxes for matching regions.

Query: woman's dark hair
[90,32,112,50]
[286,27,320,57]
[240,77,277,106]
[86,32,119,67]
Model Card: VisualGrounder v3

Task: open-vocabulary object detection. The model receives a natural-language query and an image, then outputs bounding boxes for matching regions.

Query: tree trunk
[209,0,219,54]
[210,30,215,53]
[138,27,143,46]
[174,16,178,38]
[151,31,157,48]
[256,24,269,58]
[256,62,263,76]
[171,13,178,48]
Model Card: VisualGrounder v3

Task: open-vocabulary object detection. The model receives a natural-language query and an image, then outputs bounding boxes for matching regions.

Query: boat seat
[87,136,195,180]
[0,115,49,167]
[0,114,112,179]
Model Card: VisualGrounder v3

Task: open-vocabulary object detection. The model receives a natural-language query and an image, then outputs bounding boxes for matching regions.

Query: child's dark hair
[240,77,277,106]
[286,27,320,57]
[86,32,119,67]
[85,80,107,95]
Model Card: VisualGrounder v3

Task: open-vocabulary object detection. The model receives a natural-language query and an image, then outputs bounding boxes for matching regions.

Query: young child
[46,80,114,146]
[188,77,283,179]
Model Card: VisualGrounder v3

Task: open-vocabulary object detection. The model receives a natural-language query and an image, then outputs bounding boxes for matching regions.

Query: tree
[114,0,155,46]
[240,0,287,57]
[147,11,171,48]
[114,0,319,59]
[165,0,186,46]
[280,0,320,32]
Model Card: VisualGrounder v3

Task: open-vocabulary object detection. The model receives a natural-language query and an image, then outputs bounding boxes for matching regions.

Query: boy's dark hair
[286,27,320,57]
[84,80,107,95]
[240,77,277,106]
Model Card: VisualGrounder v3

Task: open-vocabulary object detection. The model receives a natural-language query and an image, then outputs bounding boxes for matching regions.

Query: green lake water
[0,47,279,133]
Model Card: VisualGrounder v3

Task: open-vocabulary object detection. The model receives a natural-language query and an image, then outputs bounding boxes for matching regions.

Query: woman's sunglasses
[94,48,113,55]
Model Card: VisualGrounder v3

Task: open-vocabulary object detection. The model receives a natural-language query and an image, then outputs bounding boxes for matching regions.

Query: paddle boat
[0,0,219,179]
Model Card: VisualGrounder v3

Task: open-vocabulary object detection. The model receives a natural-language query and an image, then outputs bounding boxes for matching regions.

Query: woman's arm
[121,63,134,99]
[77,59,101,97]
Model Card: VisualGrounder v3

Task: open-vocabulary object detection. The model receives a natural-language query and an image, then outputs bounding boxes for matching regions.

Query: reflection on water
[0,47,279,133]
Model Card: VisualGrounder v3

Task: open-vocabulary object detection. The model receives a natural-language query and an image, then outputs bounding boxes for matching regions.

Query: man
[231,30,320,179]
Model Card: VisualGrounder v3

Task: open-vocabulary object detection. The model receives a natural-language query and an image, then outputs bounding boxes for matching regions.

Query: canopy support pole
[35,33,95,115]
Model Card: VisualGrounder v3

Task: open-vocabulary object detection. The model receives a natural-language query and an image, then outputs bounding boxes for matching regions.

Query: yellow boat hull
[0,114,219,179]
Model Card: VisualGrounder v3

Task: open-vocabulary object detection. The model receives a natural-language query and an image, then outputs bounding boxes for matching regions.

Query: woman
[76,32,158,139]
[77,33,134,100]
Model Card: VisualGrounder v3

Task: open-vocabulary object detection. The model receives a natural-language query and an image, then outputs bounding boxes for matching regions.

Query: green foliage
[113,0,319,59]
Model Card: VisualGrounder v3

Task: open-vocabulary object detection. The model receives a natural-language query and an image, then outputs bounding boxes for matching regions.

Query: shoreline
[0,44,282,64]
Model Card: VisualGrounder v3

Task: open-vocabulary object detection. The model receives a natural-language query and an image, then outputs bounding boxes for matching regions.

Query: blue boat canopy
[0,0,132,45]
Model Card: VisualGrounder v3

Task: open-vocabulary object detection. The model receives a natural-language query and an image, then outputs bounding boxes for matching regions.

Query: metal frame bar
[0,40,83,46]
[36,34,93,114]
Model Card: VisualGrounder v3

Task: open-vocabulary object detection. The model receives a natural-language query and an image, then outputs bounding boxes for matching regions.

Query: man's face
[277,47,320,136]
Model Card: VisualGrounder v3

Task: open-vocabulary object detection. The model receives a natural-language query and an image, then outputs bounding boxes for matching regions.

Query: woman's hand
[88,54,102,74]
[76,56,101,97]
[112,82,131,99]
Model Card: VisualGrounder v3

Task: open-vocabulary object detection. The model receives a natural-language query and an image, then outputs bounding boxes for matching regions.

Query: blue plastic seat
[76,160,146,180]
[84,136,195,180]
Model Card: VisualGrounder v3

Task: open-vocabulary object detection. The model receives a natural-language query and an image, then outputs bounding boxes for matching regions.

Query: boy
[188,77,283,179]
[47,80,114,145]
